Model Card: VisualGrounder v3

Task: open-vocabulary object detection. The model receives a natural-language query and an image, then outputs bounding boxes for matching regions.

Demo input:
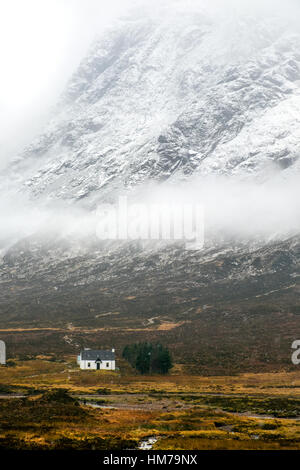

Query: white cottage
[0,341,6,365]
[77,348,116,371]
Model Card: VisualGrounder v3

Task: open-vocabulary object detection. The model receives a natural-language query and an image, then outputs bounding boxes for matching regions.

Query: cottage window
[88,362,91,368]
[106,362,109,368]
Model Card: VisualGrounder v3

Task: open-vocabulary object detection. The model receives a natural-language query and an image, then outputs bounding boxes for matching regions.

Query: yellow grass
[1,357,300,450]
[1,358,300,396]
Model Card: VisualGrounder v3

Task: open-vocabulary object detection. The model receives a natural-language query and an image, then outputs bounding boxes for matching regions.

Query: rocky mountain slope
[0,234,298,327]
[3,6,300,205]
[0,5,299,371]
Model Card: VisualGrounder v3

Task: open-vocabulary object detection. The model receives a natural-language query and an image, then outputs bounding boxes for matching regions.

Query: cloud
[0,171,299,254]
[0,0,135,167]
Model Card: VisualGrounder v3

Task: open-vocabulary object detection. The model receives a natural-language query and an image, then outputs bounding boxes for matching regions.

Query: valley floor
[0,357,300,450]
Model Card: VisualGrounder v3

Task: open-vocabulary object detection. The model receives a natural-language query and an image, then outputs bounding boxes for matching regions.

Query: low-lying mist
[1,171,299,255]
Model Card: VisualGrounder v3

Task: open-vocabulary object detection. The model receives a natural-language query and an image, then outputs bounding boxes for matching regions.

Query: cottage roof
[80,349,115,361]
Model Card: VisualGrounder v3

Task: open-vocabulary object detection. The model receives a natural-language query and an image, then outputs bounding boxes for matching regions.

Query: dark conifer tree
[123,342,173,374]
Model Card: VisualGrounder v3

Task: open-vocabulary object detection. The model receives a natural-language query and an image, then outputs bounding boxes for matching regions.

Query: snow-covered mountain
[4,5,300,205]
[0,3,299,337]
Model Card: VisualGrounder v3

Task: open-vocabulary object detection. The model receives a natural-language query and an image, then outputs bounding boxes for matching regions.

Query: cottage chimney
[112,348,115,353]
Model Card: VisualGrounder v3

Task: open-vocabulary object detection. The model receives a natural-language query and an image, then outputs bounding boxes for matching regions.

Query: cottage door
[96,358,101,370]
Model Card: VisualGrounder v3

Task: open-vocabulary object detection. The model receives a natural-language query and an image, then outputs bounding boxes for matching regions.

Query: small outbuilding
[77,348,115,371]
[0,341,6,365]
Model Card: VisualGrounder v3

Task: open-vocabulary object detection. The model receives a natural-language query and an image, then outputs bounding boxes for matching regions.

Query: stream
[138,437,158,450]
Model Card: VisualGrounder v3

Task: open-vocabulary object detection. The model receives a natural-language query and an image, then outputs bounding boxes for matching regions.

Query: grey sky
[0,0,136,166]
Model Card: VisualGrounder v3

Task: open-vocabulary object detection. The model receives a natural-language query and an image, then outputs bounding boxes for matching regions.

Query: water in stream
[138,437,158,450]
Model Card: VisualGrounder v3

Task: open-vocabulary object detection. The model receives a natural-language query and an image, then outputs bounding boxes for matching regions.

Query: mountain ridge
[0,6,299,372]
[2,9,300,205]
